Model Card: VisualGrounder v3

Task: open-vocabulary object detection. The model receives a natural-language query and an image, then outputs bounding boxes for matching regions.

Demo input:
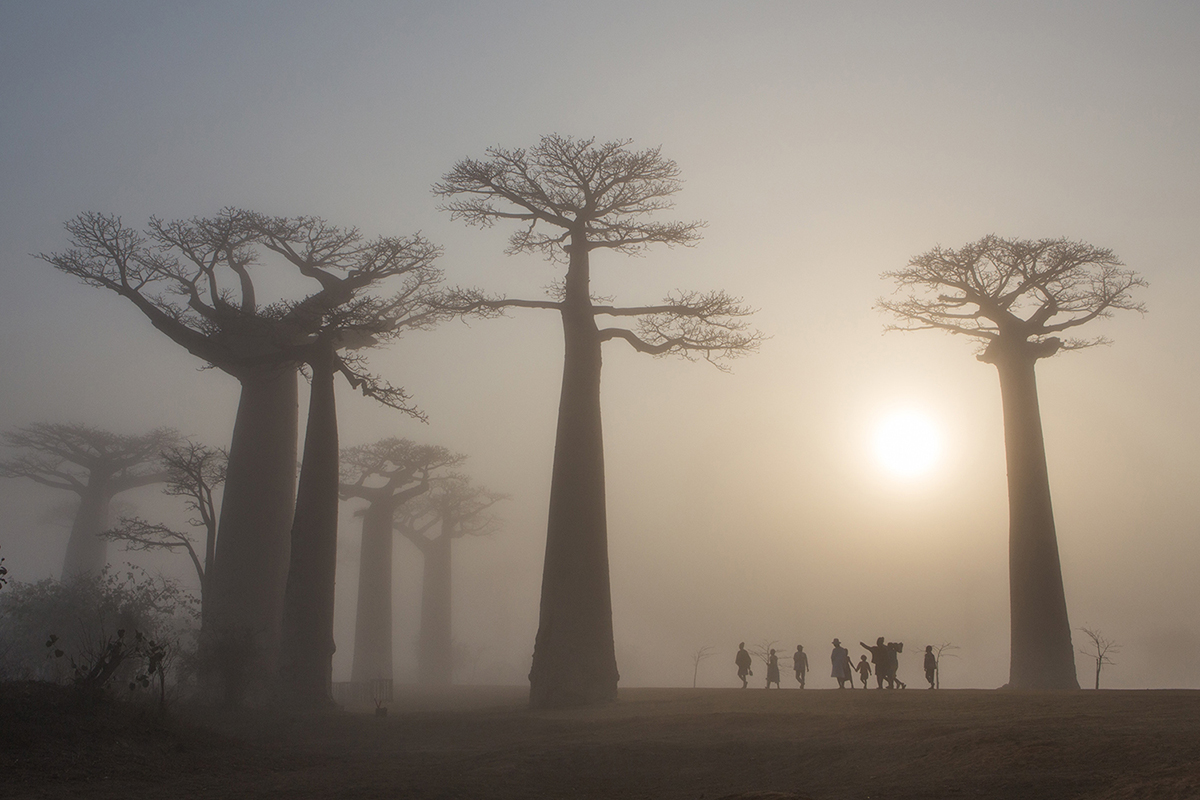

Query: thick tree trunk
[351,501,395,683]
[279,344,341,707]
[528,241,619,708]
[60,484,111,579]
[986,340,1079,690]
[417,532,453,685]
[204,365,299,703]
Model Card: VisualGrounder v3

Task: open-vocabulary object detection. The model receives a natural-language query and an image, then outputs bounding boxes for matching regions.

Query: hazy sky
[2,1,1198,689]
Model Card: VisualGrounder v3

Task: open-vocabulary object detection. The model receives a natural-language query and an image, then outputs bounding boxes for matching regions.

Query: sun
[873,409,942,478]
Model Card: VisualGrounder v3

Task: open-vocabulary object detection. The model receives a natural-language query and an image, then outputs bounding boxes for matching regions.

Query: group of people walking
[735,638,940,690]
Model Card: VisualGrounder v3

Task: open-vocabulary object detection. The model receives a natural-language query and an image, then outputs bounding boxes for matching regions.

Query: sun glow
[873,409,942,478]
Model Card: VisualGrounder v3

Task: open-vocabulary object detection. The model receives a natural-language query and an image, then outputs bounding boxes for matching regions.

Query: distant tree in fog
[339,438,462,684]
[1,423,177,579]
[102,441,226,612]
[880,236,1146,690]
[399,474,506,686]
[690,645,714,688]
[930,642,959,689]
[435,134,763,707]
[41,210,446,707]
[1078,627,1120,690]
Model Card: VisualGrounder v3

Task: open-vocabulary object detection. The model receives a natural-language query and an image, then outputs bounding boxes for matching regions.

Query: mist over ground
[1,2,1197,691]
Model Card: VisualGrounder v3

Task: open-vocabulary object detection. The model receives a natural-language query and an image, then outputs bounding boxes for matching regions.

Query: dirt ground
[4,682,1200,799]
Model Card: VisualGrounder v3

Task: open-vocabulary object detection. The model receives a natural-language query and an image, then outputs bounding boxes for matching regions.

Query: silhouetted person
[766,649,780,688]
[793,645,808,688]
[861,637,889,688]
[735,642,753,689]
[924,645,937,689]
[856,655,871,689]
[831,639,852,689]
[887,642,906,689]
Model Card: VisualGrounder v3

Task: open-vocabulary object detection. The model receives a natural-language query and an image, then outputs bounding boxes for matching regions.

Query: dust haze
[2,2,1198,695]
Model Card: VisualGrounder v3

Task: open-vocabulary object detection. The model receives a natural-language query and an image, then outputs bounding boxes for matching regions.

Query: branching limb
[431,287,562,318]
[102,517,204,586]
[335,352,426,421]
[598,290,764,371]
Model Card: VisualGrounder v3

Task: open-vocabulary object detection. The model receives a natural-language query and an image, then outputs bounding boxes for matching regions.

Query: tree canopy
[879,235,1147,358]
[0,423,177,495]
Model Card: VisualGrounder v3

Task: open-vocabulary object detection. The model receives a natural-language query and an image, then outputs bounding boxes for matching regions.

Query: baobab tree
[40,210,444,703]
[250,217,447,707]
[339,438,463,684]
[103,441,226,612]
[435,135,762,707]
[399,474,505,686]
[880,235,1146,689]
[0,423,177,578]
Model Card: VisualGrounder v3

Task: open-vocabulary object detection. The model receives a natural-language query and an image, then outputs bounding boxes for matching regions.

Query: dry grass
[4,683,1199,799]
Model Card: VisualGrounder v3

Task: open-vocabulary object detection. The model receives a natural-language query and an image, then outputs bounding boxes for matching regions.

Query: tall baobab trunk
[205,365,299,701]
[528,240,619,708]
[984,338,1079,690]
[351,501,395,683]
[279,344,341,706]
[60,483,112,579]
[417,531,453,685]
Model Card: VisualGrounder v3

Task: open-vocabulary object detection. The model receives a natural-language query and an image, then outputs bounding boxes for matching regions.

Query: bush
[0,568,196,691]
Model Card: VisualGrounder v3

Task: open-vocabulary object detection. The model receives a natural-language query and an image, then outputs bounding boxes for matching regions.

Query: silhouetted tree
[41,211,444,705]
[881,236,1146,689]
[1,424,177,578]
[254,216,447,708]
[399,474,505,686]
[339,438,462,683]
[435,135,762,707]
[1078,627,1119,690]
[690,645,714,688]
[102,442,226,611]
[931,642,959,689]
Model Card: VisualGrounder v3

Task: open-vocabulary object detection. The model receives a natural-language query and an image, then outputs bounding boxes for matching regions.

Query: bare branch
[102,517,205,587]
[429,287,562,318]
[596,290,764,370]
[335,353,426,421]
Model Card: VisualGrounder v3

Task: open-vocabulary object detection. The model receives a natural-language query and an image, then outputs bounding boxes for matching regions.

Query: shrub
[0,567,196,690]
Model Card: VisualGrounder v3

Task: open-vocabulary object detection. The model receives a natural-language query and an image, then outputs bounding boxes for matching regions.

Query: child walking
[855,654,871,689]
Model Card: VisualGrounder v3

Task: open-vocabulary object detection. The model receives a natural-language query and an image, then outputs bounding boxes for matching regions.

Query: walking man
[735,642,753,689]
[861,637,889,689]
[793,644,809,688]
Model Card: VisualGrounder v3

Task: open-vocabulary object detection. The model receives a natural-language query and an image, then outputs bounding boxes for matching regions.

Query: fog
[2,2,1198,691]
